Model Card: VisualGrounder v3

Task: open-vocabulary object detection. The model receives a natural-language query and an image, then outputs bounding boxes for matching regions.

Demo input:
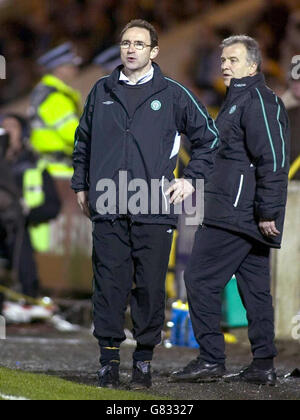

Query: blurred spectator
[0,126,23,310]
[0,114,61,297]
[0,131,18,316]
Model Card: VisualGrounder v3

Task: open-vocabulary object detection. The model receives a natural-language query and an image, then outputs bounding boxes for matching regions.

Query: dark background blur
[0,0,299,106]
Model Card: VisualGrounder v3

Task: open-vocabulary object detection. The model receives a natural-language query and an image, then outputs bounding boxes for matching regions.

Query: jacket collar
[119,66,154,85]
[105,62,168,93]
[227,73,265,96]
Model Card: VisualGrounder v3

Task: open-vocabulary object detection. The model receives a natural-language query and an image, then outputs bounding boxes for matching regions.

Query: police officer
[29,43,82,178]
[170,35,290,386]
[72,19,219,389]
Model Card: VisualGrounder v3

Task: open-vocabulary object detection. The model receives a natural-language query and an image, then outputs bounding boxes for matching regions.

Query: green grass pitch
[0,367,166,401]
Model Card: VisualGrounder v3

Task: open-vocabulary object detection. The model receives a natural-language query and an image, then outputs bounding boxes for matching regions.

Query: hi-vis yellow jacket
[29,74,81,158]
[23,160,50,253]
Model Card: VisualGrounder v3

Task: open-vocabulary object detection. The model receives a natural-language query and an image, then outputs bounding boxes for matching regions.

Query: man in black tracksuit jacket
[71,20,218,389]
[171,36,290,386]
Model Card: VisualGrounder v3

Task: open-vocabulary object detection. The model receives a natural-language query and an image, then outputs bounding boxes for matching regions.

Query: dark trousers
[17,230,39,298]
[185,225,277,365]
[92,219,174,353]
[0,228,39,298]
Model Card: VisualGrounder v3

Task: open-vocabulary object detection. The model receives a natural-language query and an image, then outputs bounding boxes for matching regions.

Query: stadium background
[0,0,299,341]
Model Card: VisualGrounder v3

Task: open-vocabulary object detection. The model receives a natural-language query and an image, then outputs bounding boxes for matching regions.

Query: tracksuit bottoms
[185,225,278,365]
[92,218,174,364]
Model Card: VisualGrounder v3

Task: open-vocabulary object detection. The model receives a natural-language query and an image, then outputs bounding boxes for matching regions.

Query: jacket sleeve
[71,85,97,192]
[178,88,219,184]
[27,170,61,224]
[242,89,290,221]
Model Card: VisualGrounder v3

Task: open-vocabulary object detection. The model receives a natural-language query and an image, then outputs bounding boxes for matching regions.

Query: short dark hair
[120,19,158,48]
[221,35,262,72]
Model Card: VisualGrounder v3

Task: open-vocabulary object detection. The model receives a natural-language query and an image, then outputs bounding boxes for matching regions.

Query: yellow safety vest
[29,74,81,160]
[23,160,50,253]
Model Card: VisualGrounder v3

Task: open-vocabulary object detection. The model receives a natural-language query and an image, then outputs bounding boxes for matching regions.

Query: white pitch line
[0,392,30,401]
[5,337,83,345]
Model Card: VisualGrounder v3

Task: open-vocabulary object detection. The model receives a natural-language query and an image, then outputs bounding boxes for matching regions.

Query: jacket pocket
[233,174,244,208]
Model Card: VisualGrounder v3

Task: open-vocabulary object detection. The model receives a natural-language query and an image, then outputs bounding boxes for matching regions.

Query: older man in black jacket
[171,35,290,386]
[72,19,218,389]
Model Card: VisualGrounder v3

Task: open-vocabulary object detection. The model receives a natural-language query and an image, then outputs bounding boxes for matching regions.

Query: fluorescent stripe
[275,96,286,168]
[53,112,78,129]
[255,88,277,172]
[234,174,244,208]
[165,77,219,148]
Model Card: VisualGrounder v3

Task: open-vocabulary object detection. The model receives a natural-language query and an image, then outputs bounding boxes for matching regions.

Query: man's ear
[150,46,159,60]
[249,62,258,76]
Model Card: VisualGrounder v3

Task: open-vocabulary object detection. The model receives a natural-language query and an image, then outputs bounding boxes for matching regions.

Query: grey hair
[221,35,262,72]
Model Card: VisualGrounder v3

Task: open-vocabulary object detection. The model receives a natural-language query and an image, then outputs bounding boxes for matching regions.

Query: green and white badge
[151,100,162,111]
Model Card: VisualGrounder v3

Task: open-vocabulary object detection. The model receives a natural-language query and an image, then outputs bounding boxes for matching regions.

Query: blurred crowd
[0,0,229,104]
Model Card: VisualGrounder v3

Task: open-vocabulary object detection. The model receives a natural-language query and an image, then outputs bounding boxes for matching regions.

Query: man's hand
[77,191,90,218]
[165,179,195,205]
[259,220,280,238]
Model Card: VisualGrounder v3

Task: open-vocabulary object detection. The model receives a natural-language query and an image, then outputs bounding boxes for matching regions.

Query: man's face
[53,63,78,83]
[221,43,257,87]
[120,27,159,73]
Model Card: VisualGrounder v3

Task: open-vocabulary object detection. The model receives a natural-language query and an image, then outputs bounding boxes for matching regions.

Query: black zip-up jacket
[72,63,219,225]
[204,73,290,248]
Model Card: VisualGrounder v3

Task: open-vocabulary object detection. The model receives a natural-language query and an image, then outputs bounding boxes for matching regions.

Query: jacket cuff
[256,208,279,221]
[72,188,89,193]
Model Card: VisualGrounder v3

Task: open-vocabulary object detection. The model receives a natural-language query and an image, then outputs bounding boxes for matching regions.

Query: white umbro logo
[102,101,114,105]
